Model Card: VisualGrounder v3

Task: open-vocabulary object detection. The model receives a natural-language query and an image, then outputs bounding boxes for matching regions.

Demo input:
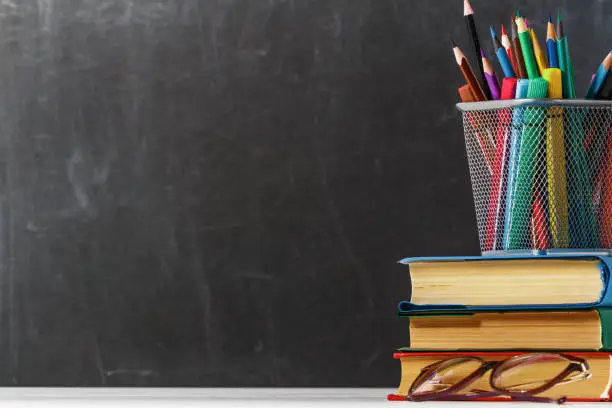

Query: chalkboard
[0,0,608,386]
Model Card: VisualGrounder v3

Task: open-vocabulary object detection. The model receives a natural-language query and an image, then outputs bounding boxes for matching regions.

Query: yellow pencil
[530,28,548,75]
[543,68,569,247]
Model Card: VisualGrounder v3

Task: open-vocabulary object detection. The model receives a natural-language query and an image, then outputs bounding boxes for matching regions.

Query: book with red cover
[389,351,612,403]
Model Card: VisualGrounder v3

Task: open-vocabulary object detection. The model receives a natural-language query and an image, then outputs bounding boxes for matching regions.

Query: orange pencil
[458,84,477,102]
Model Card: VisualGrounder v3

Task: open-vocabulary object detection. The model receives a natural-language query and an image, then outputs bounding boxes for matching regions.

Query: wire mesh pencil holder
[457,99,612,256]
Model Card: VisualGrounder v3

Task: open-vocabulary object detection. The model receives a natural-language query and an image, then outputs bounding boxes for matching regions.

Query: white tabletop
[0,388,604,407]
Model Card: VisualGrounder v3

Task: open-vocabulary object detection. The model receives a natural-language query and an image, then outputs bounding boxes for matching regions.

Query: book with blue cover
[398,254,612,315]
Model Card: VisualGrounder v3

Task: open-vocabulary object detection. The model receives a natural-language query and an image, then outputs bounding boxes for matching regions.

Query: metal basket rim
[456,99,612,112]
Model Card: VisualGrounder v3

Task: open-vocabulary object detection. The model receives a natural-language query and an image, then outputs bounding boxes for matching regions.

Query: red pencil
[484,84,514,250]
[531,190,549,250]
[458,84,476,102]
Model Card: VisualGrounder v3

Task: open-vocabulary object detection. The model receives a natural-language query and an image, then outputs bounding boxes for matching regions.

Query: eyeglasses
[407,353,591,404]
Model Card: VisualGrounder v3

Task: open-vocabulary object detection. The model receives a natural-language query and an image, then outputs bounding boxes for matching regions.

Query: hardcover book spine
[599,308,612,350]
[599,257,612,307]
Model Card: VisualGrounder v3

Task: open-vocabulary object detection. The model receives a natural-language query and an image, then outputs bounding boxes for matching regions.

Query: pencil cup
[457,99,612,255]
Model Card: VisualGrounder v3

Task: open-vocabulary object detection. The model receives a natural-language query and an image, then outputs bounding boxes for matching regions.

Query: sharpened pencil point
[463,0,474,16]
[450,38,457,48]
[548,14,552,24]
[500,24,507,37]
[516,10,521,18]
[547,16,557,41]
[490,26,496,39]
[480,48,486,58]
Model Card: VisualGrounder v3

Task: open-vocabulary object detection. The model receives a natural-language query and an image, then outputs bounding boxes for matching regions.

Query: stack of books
[389,255,612,403]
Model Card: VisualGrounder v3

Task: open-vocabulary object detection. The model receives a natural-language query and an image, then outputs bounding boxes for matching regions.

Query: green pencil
[557,12,576,98]
[516,16,539,79]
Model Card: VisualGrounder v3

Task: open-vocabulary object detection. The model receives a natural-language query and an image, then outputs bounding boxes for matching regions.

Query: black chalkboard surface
[0,0,608,386]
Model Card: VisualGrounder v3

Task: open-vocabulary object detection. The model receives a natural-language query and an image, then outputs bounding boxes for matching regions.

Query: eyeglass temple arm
[409,363,494,401]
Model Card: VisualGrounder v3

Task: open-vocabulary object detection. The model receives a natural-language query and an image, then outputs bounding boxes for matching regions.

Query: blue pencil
[491,26,516,78]
[585,51,612,99]
[546,15,559,68]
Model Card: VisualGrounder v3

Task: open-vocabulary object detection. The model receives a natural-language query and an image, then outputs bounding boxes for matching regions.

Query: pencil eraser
[501,78,518,100]
[527,77,549,99]
[542,68,562,99]
[458,84,477,102]
[515,79,530,99]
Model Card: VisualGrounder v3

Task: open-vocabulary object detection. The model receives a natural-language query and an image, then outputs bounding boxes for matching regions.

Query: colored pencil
[501,77,518,99]
[464,0,490,100]
[485,79,515,251]
[511,17,528,79]
[516,16,539,79]
[506,78,549,249]
[600,131,612,247]
[491,26,516,78]
[503,81,529,249]
[452,40,487,102]
[596,69,612,99]
[481,48,501,100]
[543,68,569,247]
[485,107,512,251]
[530,28,548,75]
[567,109,596,247]
[531,189,549,250]
[546,15,559,68]
[585,51,612,99]
[458,84,477,102]
[557,12,576,98]
[500,24,517,73]
[453,40,494,173]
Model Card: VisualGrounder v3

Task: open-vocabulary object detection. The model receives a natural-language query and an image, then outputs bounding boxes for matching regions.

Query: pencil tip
[548,14,552,23]
[480,48,486,58]
[516,9,521,18]
[463,0,474,16]
[557,10,562,23]
[450,38,457,48]
[500,24,507,36]
[490,26,496,38]
[511,16,518,36]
